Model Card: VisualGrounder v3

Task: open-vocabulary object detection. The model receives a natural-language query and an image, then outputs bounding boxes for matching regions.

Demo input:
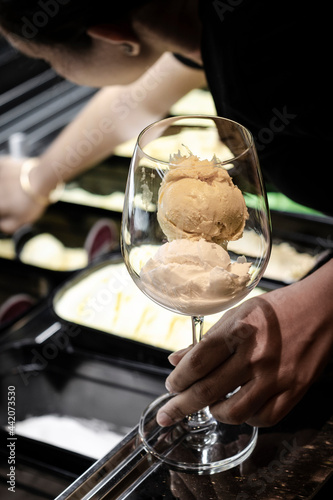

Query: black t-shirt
[199,0,332,216]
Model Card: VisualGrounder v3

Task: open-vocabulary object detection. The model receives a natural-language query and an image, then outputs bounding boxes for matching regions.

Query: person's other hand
[157,261,333,428]
[0,156,46,234]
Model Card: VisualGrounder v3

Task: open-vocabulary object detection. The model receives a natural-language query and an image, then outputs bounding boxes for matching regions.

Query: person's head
[0,0,200,86]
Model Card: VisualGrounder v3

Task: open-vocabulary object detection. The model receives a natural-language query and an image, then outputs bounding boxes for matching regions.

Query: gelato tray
[259,211,332,284]
[0,327,167,442]
[53,253,269,355]
[0,201,120,276]
[52,207,333,353]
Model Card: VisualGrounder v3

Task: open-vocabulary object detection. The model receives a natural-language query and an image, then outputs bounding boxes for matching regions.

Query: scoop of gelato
[140,239,251,316]
[157,154,248,244]
[20,233,88,271]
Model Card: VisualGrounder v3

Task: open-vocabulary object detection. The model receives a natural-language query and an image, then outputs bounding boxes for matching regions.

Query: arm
[157,260,333,428]
[0,52,206,233]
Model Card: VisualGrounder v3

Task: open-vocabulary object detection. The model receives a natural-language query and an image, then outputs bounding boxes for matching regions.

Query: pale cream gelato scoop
[140,239,251,316]
[20,233,88,271]
[157,154,248,244]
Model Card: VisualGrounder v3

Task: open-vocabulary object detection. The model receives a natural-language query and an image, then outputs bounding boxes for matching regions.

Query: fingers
[159,376,302,429]
[157,289,323,430]
[157,379,271,428]
[165,326,235,394]
[0,212,25,235]
[209,378,274,426]
[157,355,248,427]
[167,307,244,368]
[0,214,11,234]
[158,311,258,427]
[0,217,16,235]
[168,345,192,366]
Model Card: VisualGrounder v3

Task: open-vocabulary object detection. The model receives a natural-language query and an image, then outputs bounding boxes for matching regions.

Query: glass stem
[183,317,216,440]
[192,315,204,345]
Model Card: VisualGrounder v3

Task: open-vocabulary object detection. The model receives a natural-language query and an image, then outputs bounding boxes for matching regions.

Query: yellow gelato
[157,153,248,244]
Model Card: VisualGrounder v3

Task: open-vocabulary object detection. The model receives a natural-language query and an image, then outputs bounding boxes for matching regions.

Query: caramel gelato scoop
[157,154,248,244]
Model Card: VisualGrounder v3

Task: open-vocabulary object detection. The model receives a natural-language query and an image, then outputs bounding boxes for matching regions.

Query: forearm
[32,52,206,195]
[293,259,333,364]
[37,85,128,190]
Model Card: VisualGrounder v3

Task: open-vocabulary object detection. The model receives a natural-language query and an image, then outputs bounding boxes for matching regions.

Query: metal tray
[264,211,333,285]
[0,201,121,282]
[270,211,333,253]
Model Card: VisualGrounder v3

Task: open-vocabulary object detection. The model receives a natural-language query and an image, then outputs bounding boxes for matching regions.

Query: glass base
[138,393,258,475]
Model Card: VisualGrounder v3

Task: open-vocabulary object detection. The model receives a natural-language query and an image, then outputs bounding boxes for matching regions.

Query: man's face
[6,31,161,87]
[3,0,202,87]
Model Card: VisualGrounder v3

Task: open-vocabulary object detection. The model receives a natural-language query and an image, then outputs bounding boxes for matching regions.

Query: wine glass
[121,115,271,474]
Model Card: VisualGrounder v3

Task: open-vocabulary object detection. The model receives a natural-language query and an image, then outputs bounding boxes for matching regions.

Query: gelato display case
[0,36,333,500]
[0,264,332,499]
[0,197,121,329]
[1,226,333,499]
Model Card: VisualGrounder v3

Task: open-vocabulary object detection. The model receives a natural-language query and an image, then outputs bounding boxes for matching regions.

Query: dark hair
[0,0,150,50]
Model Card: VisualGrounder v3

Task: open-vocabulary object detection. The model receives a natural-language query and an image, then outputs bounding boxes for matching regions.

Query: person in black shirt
[200,1,331,215]
[0,0,332,429]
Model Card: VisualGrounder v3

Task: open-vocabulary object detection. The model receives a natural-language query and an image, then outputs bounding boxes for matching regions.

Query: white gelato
[140,239,251,316]
[20,233,88,271]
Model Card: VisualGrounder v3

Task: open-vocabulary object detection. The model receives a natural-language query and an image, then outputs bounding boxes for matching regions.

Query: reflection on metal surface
[55,428,156,500]
[55,360,333,499]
